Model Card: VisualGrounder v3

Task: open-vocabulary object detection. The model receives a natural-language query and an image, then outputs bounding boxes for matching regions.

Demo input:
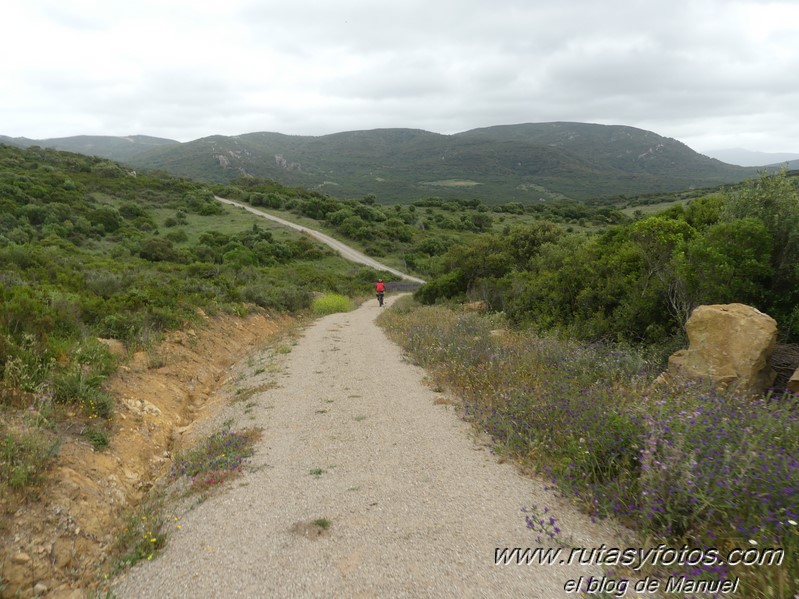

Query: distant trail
[216,196,426,284]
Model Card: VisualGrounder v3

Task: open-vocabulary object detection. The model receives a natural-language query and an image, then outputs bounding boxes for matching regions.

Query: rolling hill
[2,123,757,203]
[0,134,178,161]
[701,147,799,167]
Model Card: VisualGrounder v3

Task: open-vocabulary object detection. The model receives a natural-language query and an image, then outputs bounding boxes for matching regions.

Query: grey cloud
[3,0,798,150]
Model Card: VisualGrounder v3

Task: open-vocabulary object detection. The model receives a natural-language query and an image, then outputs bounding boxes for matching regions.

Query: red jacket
[375,282,385,292]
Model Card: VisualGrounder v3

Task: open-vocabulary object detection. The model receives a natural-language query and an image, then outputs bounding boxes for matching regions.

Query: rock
[666,303,777,395]
[33,582,49,595]
[122,467,140,482]
[50,587,85,599]
[121,397,162,416]
[11,551,31,564]
[788,368,799,394]
[52,538,73,569]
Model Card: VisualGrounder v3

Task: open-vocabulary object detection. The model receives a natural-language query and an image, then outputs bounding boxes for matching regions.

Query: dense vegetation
[8,123,756,204]
[415,169,799,344]
[213,177,630,275]
[379,304,798,597]
[0,143,384,495]
[380,168,799,596]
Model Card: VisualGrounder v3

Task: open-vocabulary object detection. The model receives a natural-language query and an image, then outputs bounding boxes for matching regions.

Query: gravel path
[215,197,426,284]
[114,295,626,598]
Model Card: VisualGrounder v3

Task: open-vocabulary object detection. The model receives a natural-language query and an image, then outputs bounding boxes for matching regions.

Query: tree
[677,218,772,308]
[505,221,562,269]
[629,216,697,325]
[684,193,723,230]
[720,170,799,307]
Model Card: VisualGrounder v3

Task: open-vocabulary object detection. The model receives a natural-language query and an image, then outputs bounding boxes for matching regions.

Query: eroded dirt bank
[1,309,291,598]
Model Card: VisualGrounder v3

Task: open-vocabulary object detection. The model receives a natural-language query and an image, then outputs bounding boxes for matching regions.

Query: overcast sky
[2,0,798,153]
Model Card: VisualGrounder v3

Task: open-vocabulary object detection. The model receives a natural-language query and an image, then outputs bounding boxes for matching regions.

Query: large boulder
[665,303,777,395]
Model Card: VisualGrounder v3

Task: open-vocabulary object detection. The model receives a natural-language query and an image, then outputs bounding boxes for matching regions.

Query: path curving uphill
[114,295,626,598]
[215,197,426,284]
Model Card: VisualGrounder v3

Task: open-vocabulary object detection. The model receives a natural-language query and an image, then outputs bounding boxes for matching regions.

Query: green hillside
[0,134,179,161]
[455,122,743,178]
[0,142,388,440]
[129,123,756,203]
[6,123,758,204]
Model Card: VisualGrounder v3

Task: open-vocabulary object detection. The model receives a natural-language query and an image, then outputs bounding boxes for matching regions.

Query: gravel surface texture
[114,295,626,598]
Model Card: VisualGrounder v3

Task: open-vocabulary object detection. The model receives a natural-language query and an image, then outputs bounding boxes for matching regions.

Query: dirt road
[215,197,426,284]
[113,295,625,598]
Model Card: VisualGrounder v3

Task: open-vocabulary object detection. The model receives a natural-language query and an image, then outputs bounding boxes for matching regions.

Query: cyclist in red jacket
[375,279,386,307]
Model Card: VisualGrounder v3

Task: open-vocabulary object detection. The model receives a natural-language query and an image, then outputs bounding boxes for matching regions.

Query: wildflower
[788,519,798,526]
[748,539,758,545]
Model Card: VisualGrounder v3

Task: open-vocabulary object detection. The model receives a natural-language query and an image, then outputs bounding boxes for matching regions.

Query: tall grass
[378,302,799,598]
[0,424,60,492]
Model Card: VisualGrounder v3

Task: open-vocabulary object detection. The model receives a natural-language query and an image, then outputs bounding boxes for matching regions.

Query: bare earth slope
[113,295,625,598]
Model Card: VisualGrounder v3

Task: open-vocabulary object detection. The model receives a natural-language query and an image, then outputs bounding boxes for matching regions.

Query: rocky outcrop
[274,154,301,171]
[662,303,777,395]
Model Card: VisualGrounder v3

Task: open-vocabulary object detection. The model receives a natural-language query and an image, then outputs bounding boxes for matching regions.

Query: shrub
[0,426,59,490]
[139,238,181,262]
[83,426,109,451]
[311,293,356,315]
[170,426,262,495]
[242,284,311,312]
[637,386,799,541]
[164,229,188,243]
[378,305,799,596]
[414,270,467,304]
[114,498,167,569]
[49,344,114,419]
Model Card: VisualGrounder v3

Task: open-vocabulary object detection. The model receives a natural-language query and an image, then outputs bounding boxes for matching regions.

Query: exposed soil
[0,309,291,598]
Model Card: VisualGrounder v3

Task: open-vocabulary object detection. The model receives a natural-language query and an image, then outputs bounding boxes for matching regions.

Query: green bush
[414,270,467,304]
[49,345,114,419]
[242,284,312,312]
[311,293,356,315]
[83,426,109,451]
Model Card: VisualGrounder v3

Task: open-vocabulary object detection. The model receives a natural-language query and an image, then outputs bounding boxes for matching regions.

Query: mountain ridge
[701,147,799,167]
[1,123,758,203]
[0,133,179,161]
